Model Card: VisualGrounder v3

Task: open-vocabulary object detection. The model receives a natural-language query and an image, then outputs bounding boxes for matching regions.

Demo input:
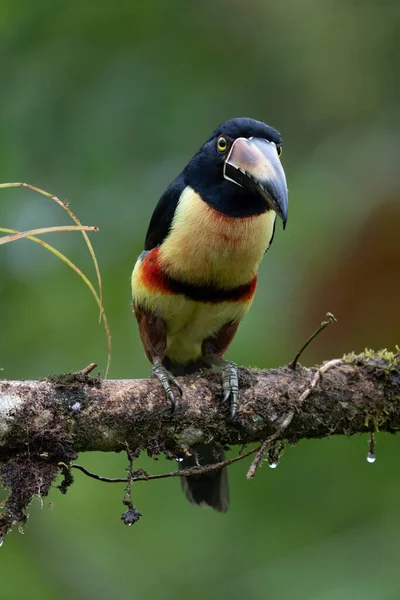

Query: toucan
[132,117,288,512]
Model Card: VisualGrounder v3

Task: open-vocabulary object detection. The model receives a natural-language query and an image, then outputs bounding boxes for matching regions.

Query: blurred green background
[1,1,399,598]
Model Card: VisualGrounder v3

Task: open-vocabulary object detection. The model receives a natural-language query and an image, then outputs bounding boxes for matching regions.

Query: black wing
[144,174,186,250]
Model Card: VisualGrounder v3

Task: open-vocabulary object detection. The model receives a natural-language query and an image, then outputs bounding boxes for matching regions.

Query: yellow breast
[158,186,276,289]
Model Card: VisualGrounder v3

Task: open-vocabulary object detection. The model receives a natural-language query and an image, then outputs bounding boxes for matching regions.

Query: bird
[131,117,288,513]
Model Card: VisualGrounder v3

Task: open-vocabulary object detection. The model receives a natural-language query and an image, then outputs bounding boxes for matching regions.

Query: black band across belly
[140,248,257,303]
[165,273,257,303]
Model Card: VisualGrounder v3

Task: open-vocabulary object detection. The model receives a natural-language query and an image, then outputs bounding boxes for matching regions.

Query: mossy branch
[0,349,399,541]
[1,349,399,455]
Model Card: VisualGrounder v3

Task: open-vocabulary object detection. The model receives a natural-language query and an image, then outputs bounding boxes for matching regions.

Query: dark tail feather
[179,444,229,513]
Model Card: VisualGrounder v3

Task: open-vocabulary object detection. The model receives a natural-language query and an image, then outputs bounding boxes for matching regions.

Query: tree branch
[0,349,398,541]
[1,350,399,455]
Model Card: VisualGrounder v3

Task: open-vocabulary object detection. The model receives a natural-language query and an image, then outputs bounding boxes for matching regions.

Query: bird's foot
[205,357,239,419]
[151,359,182,413]
[221,361,239,420]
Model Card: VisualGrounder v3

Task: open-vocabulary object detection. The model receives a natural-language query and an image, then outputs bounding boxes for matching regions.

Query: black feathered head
[183,117,288,224]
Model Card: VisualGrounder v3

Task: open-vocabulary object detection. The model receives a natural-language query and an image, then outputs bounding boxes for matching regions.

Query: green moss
[364,408,392,432]
[342,349,400,434]
[343,348,400,371]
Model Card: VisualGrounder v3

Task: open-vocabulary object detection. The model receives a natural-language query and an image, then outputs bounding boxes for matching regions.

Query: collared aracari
[132,117,288,512]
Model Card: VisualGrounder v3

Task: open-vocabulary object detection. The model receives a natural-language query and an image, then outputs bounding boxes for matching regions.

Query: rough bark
[0,349,399,541]
[0,350,399,456]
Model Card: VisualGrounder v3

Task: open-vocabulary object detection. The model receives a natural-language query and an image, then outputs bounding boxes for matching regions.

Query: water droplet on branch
[367,432,376,463]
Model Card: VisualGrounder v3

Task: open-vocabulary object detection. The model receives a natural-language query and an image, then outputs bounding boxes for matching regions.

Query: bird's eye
[276,144,283,157]
[217,137,227,152]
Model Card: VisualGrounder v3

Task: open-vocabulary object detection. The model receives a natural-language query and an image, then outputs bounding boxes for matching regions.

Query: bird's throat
[158,186,275,289]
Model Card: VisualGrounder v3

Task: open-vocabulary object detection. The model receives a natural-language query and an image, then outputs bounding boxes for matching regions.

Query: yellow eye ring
[217,137,227,152]
[277,144,282,157]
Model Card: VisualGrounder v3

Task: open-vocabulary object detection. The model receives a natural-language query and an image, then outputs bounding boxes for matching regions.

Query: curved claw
[151,361,182,413]
[222,390,231,405]
[167,390,176,414]
[230,392,239,420]
[172,377,183,396]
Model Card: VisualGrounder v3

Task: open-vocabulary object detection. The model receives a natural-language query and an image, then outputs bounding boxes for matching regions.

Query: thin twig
[69,465,128,483]
[288,312,337,370]
[70,443,266,485]
[0,181,104,326]
[121,443,142,525]
[246,412,294,479]
[70,420,299,486]
[246,356,343,479]
[297,358,342,404]
[0,225,98,246]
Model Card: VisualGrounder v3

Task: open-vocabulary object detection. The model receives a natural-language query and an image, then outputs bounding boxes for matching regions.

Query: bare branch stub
[288,312,337,370]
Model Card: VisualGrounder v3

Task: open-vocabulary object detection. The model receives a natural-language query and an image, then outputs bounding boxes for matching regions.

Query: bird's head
[183,117,288,226]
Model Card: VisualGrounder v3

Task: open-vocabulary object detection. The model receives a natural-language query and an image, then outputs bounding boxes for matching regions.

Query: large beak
[223,137,288,227]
